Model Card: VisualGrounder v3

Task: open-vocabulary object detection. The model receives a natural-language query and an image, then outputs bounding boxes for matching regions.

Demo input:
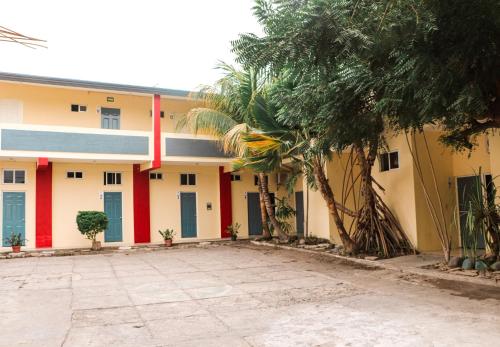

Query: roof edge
[0,71,193,98]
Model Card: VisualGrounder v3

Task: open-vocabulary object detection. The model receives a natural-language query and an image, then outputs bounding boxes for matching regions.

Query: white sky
[0,0,261,91]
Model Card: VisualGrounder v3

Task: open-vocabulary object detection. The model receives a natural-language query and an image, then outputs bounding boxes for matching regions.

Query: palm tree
[178,62,285,240]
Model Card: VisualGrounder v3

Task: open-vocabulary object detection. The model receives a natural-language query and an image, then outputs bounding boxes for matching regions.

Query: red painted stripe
[37,157,49,169]
[36,161,52,248]
[133,164,151,243]
[152,94,161,169]
[219,166,232,238]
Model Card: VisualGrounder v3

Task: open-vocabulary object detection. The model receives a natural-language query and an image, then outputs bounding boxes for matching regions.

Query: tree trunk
[312,158,357,254]
[257,176,271,239]
[353,142,414,257]
[258,173,287,241]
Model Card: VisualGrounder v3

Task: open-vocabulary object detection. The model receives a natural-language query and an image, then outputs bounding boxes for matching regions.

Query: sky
[0,0,262,91]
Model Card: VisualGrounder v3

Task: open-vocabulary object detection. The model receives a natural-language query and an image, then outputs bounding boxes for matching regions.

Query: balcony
[0,123,150,161]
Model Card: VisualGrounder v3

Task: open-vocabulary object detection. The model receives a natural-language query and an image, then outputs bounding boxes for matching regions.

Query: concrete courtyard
[0,244,499,347]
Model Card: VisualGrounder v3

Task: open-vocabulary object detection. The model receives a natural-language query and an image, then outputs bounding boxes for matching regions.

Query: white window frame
[150,172,164,180]
[3,169,26,184]
[104,171,122,185]
[180,173,196,186]
[379,150,400,172]
[231,174,241,182]
[66,171,84,179]
[71,104,87,112]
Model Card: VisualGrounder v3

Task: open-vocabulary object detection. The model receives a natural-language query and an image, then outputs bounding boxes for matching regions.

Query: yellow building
[303,130,499,252]
[0,72,497,254]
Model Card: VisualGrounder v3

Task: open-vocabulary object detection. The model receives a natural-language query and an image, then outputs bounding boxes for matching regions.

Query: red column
[219,166,232,238]
[133,164,151,243]
[36,159,52,248]
[152,94,161,169]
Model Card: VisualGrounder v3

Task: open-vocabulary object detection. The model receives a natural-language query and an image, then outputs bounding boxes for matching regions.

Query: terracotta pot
[11,245,21,253]
[91,240,101,251]
[164,239,173,247]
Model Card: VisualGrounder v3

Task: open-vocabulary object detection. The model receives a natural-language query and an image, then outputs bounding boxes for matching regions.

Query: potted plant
[76,211,108,251]
[4,232,25,253]
[226,223,241,241]
[158,228,175,247]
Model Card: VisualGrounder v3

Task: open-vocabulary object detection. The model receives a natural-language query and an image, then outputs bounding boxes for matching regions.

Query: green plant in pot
[158,229,175,247]
[76,211,108,251]
[226,223,241,241]
[4,232,26,253]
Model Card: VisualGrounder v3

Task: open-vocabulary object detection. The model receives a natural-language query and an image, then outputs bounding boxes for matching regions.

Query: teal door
[247,192,275,236]
[457,176,485,249]
[2,192,25,247]
[247,192,262,236]
[181,193,197,238]
[295,191,305,237]
[104,192,122,242]
[101,108,120,129]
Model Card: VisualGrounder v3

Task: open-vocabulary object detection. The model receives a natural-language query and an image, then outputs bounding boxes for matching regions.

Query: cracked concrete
[0,244,499,346]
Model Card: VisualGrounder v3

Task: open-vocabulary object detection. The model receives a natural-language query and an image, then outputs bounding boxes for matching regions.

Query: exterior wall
[0,161,36,251]
[52,163,134,249]
[489,131,500,196]
[372,132,419,247]
[411,131,457,251]
[452,134,491,176]
[0,81,198,132]
[229,170,278,238]
[150,165,221,243]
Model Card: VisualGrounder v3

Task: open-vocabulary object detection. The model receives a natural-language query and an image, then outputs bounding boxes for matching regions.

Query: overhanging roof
[0,71,192,98]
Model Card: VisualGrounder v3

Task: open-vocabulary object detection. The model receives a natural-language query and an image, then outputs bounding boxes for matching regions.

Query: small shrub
[158,228,175,240]
[76,211,108,242]
[4,232,25,246]
[226,223,241,237]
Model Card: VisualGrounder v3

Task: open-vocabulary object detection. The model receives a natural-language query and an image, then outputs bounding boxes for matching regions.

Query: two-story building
[0,71,498,255]
[0,72,289,250]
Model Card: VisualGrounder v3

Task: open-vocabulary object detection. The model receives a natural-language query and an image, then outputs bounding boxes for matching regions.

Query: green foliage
[158,228,175,240]
[226,223,241,236]
[461,169,500,260]
[4,232,25,247]
[76,211,108,241]
[275,197,296,234]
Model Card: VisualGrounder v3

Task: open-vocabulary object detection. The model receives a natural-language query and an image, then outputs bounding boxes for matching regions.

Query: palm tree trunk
[257,176,271,239]
[312,158,357,254]
[258,173,287,240]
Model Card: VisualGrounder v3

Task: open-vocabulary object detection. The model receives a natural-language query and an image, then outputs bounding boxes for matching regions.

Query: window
[71,104,87,112]
[67,171,83,179]
[231,174,241,182]
[150,172,163,180]
[379,151,399,172]
[104,172,122,185]
[180,173,196,186]
[254,175,268,186]
[3,169,25,184]
[149,110,165,118]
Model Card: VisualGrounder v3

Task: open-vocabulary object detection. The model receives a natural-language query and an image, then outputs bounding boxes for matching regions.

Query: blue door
[247,192,262,236]
[295,191,305,237]
[2,192,25,246]
[101,107,120,129]
[180,192,197,238]
[457,176,485,249]
[104,192,122,242]
[247,192,275,236]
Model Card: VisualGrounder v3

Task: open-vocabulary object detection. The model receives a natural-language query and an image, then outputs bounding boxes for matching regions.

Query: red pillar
[36,160,52,248]
[152,94,161,169]
[133,164,151,243]
[219,166,232,238]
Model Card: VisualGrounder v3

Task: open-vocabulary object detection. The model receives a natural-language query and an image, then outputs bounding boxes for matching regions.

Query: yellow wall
[452,134,491,176]
[52,163,134,249]
[0,160,36,251]
[150,165,221,242]
[0,81,199,132]
[372,132,419,247]
[489,131,500,196]
[230,170,278,238]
